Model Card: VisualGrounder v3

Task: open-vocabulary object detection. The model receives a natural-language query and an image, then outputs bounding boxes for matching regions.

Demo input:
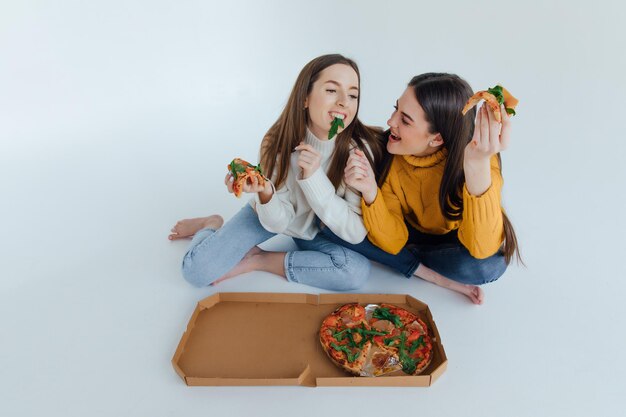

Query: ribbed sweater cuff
[297,168,334,205]
[361,188,384,230]
[463,183,501,227]
[255,182,280,216]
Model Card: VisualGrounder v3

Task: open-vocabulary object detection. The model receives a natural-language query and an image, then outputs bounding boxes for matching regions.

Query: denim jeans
[182,204,370,290]
[319,222,507,286]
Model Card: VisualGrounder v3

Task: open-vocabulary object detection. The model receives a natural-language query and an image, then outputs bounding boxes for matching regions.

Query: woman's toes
[469,286,484,305]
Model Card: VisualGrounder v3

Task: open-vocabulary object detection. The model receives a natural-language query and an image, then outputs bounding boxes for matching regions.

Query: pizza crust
[461,86,519,123]
[462,91,503,122]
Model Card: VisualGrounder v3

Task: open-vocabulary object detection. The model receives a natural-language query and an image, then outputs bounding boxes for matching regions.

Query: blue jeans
[319,223,507,286]
[182,204,370,290]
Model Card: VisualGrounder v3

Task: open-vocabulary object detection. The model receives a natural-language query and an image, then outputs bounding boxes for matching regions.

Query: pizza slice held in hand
[461,84,518,123]
[227,158,267,198]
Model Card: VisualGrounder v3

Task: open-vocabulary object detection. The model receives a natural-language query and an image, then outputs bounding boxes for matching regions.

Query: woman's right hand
[224,173,273,198]
[344,149,378,205]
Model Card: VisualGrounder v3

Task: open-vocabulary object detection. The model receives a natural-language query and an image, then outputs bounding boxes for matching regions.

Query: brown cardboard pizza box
[172,292,447,387]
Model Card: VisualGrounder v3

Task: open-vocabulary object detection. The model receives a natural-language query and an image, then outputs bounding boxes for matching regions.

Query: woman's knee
[473,254,508,284]
[181,253,214,287]
[334,251,371,290]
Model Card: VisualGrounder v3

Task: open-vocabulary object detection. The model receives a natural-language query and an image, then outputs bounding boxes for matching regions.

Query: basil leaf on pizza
[227,158,267,198]
[461,84,519,123]
[372,307,402,327]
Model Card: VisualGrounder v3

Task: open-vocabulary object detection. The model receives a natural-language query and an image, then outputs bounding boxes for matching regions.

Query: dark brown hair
[381,73,521,264]
[260,54,384,190]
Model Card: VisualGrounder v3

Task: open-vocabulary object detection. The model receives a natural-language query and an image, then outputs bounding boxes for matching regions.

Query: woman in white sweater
[168,54,384,290]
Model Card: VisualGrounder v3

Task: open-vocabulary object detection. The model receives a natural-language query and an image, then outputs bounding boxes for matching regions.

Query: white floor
[2,1,626,416]
[2,140,625,416]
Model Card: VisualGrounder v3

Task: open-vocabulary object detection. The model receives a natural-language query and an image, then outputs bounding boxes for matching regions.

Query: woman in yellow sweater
[320,73,520,304]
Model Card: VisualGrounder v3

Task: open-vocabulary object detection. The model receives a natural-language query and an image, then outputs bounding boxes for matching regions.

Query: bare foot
[414,264,484,305]
[211,246,264,285]
[168,215,224,240]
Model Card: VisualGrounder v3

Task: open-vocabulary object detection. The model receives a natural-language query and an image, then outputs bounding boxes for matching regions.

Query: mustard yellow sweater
[362,148,504,259]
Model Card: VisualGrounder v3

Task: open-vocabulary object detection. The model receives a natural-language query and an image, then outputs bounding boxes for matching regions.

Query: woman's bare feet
[211,246,264,285]
[414,264,484,305]
[211,248,288,286]
[168,215,224,240]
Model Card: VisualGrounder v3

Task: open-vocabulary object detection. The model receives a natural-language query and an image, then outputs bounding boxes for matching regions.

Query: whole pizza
[319,303,433,377]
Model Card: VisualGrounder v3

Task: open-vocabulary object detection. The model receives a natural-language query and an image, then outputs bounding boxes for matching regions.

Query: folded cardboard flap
[319,293,409,306]
[172,292,447,387]
[317,375,431,387]
[214,292,319,305]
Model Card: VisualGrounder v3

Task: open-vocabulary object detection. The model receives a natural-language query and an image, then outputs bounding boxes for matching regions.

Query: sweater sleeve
[297,168,367,244]
[254,180,296,234]
[458,156,505,258]
[361,171,408,255]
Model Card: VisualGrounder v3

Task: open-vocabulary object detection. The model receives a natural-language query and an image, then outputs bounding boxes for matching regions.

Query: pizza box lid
[172,292,447,387]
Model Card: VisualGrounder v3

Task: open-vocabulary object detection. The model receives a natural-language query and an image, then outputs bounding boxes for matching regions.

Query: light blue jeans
[182,204,371,291]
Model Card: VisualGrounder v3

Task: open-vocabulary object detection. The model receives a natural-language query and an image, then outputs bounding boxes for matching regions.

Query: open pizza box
[172,292,447,387]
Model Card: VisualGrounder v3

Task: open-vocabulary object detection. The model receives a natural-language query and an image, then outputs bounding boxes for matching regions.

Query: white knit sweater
[250,128,367,244]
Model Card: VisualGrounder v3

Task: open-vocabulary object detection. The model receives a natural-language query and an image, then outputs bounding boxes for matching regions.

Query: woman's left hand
[464,104,511,163]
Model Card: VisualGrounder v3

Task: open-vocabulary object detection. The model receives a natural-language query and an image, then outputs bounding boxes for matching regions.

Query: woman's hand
[344,148,378,205]
[295,142,321,179]
[464,104,511,163]
[463,104,512,196]
[224,173,273,202]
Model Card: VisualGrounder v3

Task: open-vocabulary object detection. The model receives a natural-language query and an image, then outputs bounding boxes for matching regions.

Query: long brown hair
[381,73,522,264]
[260,54,384,190]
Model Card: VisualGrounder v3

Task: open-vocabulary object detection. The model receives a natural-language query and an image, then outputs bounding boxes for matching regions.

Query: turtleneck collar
[304,128,336,159]
[402,147,448,168]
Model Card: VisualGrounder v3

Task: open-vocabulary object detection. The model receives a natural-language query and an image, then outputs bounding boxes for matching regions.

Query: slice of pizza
[319,304,372,375]
[360,344,401,377]
[370,305,433,375]
[461,84,518,123]
[397,317,433,375]
[327,339,372,376]
[227,158,267,198]
[336,302,367,328]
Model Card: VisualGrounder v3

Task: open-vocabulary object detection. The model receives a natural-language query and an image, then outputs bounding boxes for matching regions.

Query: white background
[1,1,625,416]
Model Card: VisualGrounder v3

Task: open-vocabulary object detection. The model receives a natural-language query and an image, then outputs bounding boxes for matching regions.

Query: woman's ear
[429,133,444,147]
[303,98,308,109]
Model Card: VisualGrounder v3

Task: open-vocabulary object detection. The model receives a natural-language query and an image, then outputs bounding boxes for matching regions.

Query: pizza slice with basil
[319,303,388,375]
[227,158,267,198]
[401,318,434,375]
[369,304,433,375]
[461,84,518,123]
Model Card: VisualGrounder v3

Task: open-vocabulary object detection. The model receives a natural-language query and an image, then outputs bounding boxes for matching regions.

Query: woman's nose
[337,92,347,107]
